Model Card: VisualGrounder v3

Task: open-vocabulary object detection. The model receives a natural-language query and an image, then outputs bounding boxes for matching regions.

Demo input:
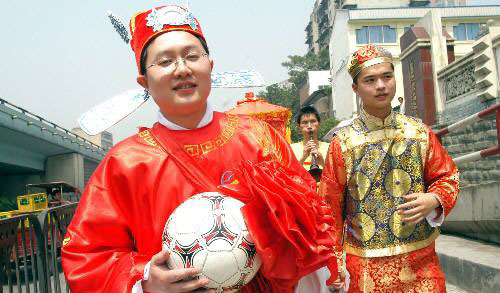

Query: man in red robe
[319,44,459,292]
[62,5,337,293]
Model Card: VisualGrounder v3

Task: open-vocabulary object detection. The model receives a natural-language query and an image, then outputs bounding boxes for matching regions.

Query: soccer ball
[162,192,262,292]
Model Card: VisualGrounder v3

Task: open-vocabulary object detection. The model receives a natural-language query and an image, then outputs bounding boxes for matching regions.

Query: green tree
[258,47,332,141]
[289,119,301,143]
[257,83,299,112]
[281,47,330,89]
[318,117,338,140]
[290,116,339,143]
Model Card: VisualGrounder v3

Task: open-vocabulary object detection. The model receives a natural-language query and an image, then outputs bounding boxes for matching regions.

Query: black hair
[296,105,321,124]
[139,34,210,75]
[352,63,395,84]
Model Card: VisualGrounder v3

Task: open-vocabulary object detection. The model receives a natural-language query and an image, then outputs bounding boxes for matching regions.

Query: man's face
[299,113,320,138]
[352,62,396,114]
[137,31,213,120]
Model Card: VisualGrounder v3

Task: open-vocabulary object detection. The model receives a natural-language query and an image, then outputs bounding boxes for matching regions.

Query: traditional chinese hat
[347,44,393,79]
[129,5,206,73]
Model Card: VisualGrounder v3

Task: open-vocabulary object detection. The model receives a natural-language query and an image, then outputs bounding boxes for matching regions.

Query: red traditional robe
[62,112,337,293]
[319,110,459,293]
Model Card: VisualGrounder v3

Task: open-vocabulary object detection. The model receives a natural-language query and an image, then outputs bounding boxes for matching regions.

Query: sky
[0,1,315,142]
[0,0,497,143]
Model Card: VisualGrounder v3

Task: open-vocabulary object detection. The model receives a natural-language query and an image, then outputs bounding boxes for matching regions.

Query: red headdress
[347,44,393,79]
[129,5,206,73]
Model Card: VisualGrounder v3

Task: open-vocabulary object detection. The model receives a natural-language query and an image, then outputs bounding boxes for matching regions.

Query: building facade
[328,3,500,120]
[71,128,114,152]
[306,0,335,54]
[299,71,333,119]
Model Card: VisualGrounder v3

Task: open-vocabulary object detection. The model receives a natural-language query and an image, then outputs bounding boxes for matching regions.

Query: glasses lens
[152,53,207,73]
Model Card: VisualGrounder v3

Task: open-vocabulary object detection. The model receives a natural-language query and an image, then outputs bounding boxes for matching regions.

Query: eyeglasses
[146,52,209,74]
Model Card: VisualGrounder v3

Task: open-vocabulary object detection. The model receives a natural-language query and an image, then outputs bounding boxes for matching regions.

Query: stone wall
[442,181,500,244]
[434,98,499,188]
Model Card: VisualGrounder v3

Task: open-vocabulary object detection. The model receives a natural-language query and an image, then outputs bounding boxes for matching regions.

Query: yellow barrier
[17,193,48,212]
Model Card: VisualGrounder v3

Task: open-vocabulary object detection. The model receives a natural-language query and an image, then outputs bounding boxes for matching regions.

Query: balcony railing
[436,103,500,165]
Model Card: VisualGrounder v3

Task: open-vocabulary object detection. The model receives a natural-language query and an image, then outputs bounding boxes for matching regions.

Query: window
[453,23,481,41]
[356,26,397,44]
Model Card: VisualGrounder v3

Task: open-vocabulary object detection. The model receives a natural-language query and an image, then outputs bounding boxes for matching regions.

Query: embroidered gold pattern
[347,244,446,292]
[247,118,286,165]
[352,213,376,242]
[139,129,161,149]
[183,114,239,157]
[337,111,438,258]
[390,211,416,238]
[385,169,412,197]
[62,236,71,247]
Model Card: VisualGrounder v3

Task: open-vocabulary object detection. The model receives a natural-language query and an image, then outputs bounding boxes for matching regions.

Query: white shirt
[157,101,214,130]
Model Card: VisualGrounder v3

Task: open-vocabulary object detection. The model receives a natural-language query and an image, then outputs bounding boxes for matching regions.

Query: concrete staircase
[437,234,500,293]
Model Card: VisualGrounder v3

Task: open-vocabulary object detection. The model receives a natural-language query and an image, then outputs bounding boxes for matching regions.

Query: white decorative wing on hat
[78,89,149,136]
[211,70,265,88]
[78,70,266,135]
[90,10,266,136]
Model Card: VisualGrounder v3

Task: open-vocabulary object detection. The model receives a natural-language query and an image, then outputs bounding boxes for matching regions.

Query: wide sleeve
[219,159,338,292]
[61,155,149,293]
[318,136,347,260]
[261,119,317,190]
[424,126,460,217]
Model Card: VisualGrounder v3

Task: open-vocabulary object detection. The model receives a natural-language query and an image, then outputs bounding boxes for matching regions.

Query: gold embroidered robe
[319,110,459,293]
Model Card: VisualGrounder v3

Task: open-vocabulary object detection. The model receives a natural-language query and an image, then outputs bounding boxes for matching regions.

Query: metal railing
[0,98,106,153]
[435,102,500,165]
[0,203,78,293]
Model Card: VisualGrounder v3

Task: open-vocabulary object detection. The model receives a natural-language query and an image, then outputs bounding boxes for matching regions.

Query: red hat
[129,5,206,73]
[347,44,393,79]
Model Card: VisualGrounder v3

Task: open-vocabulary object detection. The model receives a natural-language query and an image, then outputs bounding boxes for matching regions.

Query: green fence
[0,203,77,293]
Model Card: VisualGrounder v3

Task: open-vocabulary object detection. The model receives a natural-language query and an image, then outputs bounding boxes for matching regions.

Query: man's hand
[142,250,215,293]
[328,270,345,292]
[397,193,440,224]
[301,141,317,162]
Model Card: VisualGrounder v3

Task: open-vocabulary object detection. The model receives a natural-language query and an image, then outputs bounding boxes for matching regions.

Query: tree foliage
[290,116,339,143]
[281,47,330,89]
[257,83,299,113]
[257,47,332,141]
[318,117,338,140]
[259,47,330,115]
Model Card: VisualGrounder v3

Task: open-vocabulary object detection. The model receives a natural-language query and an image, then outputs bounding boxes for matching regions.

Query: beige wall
[331,13,500,120]
[72,128,102,147]
[341,0,409,9]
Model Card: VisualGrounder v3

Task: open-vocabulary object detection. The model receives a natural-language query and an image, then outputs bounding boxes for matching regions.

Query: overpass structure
[0,98,106,198]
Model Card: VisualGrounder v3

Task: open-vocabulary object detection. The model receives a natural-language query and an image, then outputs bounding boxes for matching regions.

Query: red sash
[144,127,218,192]
[140,125,338,292]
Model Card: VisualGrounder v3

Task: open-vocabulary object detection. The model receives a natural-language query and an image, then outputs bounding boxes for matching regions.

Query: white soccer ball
[162,192,262,292]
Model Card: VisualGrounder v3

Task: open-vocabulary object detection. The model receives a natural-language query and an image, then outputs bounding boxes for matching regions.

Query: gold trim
[345,229,440,257]
[348,128,427,149]
[62,236,71,247]
[183,114,239,157]
[138,115,239,156]
[139,129,161,149]
[350,57,393,79]
[129,11,146,34]
[247,118,286,165]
